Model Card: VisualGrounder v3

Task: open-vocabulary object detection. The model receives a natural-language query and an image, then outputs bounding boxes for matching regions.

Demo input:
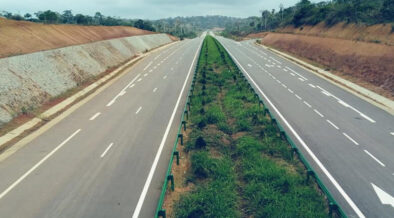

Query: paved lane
[216,36,394,218]
[0,37,202,218]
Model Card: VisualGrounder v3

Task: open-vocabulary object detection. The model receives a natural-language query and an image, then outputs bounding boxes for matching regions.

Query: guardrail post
[291,147,298,160]
[158,209,166,218]
[178,134,183,145]
[167,174,174,191]
[182,121,187,131]
[259,100,263,107]
[264,108,269,116]
[271,118,279,132]
[329,202,339,217]
[280,131,286,140]
[174,151,180,165]
[184,110,188,119]
[307,170,314,183]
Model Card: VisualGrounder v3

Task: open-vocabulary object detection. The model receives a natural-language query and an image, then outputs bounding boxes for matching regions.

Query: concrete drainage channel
[155,36,346,218]
[0,35,177,155]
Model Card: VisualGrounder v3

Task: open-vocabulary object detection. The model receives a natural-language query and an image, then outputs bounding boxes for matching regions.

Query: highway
[216,36,394,217]
[0,37,202,218]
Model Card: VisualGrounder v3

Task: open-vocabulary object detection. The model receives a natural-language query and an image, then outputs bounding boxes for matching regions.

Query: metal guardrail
[155,40,204,218]
[221,38,347,217]
[155,37,346,218]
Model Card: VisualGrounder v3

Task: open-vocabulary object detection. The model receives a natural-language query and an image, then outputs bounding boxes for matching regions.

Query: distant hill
[152,15,244,38]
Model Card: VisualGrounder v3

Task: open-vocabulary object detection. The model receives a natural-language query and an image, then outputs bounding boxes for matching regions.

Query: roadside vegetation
[222,0,394,37]
[164,35,329,217]
[0,10,155,31]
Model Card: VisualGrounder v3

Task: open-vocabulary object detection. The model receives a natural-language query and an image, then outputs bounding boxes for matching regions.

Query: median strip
[157,36,342,217]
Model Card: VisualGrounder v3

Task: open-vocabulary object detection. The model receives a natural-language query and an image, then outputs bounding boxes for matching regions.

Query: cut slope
[0,18,154,58]
[278,22,394,46]
[248,22,394,46]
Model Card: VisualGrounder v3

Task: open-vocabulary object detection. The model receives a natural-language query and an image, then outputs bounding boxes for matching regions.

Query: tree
[74,14,93,25]
[94,12,104,25]
[62,10,74,24]
[24,13,32,20]
[36,10,59,24]
[380,0,394,22]
[134,19,155,31]
[280,3,284,21]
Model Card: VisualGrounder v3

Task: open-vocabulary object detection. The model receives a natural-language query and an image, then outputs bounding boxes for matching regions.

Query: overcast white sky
[0,0,321,19]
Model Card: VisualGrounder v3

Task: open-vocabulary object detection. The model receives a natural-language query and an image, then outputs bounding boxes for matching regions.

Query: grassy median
[164,35,329,217]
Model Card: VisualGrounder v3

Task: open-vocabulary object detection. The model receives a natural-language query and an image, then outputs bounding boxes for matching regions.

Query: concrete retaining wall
[0,33,173,127]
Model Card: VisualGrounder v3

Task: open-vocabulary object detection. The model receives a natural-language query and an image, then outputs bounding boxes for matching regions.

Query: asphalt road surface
[216,35,394,218]
[0,37,202,218]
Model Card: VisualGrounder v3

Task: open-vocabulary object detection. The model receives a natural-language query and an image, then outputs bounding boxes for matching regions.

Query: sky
[0,0,321,19]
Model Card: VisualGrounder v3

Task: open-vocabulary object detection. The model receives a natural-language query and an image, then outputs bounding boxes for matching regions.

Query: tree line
[223,0,394,36]
[0,10,155,31]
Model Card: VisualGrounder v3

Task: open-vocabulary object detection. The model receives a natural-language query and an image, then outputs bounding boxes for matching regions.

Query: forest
[222,0,394,36]
[0,10,156,31]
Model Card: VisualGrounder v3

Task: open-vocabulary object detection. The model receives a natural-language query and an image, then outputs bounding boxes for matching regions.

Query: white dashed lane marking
[314,109,324,118]
[89,112,101,121]
[343,133,359,145]
[364,150,385,167]
[303,101,312,108]
[327,120,339,130]
[100,143,114,158]
[136,106,142,114]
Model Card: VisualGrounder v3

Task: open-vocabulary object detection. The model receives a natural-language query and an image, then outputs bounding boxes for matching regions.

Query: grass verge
[162,35,330,217]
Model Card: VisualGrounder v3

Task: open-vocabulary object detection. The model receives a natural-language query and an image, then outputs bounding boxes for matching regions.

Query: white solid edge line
[100,143,114,158]
[220,40,365,218]
[132,39,203,218]
[89,112,101,121]
[364,150,385,167]
[135,106,142,114]
[327,119,339,130]
[343,133,359,145]
[0,129,81,200]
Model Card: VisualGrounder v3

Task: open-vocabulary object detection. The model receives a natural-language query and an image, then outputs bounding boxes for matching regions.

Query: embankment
[0,33,174,127]
[254,33,394,99]
[248,22,394,45]
[0,18,154,58]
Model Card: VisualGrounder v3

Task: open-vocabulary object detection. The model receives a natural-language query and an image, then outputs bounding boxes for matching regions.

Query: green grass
[172,36,329,218]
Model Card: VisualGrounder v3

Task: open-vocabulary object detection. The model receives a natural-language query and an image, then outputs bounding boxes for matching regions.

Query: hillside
[277,22,394,46]
[0,18,154,58]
